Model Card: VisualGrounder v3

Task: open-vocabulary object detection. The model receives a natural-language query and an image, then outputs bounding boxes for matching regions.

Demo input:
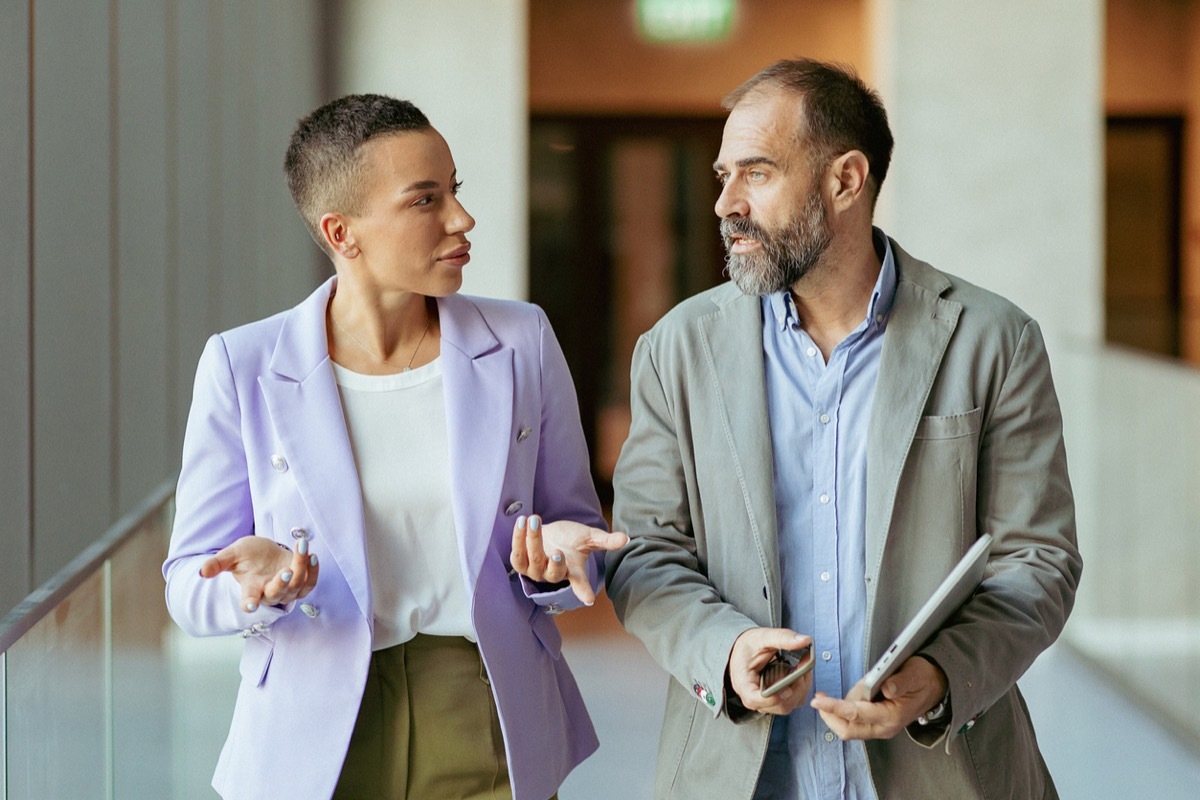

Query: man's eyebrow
[712,156,779,173]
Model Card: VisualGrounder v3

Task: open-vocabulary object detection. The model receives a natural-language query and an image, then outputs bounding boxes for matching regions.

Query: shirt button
[270,455,288,472]
[806,346,817,357]
[819,493,830,504]
[819,413,830,424]
[824,731,836,742]
[300,603,319,618]
[820,571,830,582]
[822,650,832,661]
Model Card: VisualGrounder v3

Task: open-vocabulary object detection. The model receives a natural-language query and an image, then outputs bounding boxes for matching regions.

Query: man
[606,58,1082,799]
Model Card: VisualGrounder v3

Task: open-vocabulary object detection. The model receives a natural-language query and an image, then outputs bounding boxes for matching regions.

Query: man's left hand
[810,655,949,740]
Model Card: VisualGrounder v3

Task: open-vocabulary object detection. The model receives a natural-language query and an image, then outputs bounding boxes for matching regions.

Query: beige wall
[530,0,867,115]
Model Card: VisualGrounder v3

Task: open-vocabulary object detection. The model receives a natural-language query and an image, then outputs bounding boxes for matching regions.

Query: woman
[163,94,626,800]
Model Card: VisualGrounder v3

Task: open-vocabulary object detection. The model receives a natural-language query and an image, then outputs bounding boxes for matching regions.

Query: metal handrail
[0,478,175,652]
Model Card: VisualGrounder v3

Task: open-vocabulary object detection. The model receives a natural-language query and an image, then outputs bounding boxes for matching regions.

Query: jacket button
[300,603,319,618]
[517,426,532,442]
[505,500,524,515]
[290,527,309,542]
[545,603,564,616]
[270,455,288,472]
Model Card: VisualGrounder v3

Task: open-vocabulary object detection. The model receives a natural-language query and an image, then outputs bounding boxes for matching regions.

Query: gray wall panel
[1,0,33,611]
[116,0,171,512]
[32,0,114,584]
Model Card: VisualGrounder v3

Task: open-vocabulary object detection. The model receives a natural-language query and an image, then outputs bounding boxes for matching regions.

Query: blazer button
[300,603,319,618]
[290,527,309,542]
[505,500,524,515]
[270,455,288,472]
[517,426,532,442]
[544,603,564,616]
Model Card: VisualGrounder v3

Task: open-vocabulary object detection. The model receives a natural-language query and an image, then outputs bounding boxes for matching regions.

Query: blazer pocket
[914,407,982,440]
[528,604,563,660]
[239,634,274,687]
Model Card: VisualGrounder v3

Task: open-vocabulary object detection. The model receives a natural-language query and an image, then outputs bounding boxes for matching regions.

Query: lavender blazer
[163,277,605,800]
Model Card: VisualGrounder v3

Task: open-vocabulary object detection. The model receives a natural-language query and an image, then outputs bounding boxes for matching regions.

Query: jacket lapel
[259,277,373,625]
[438,294,513,593]
[865,245,961,581]
[698,287,782,609]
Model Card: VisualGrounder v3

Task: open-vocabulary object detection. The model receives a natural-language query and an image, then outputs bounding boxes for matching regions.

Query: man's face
[341,129,475,298]
[713,91,832,296]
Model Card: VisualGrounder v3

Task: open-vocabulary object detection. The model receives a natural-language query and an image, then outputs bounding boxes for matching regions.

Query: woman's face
[342,128,476,298]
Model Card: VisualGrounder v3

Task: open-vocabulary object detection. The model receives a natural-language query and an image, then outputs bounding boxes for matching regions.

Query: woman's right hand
[199,535,320,612]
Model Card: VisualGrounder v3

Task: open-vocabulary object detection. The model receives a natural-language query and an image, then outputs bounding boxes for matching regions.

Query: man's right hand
[728,627,814,715]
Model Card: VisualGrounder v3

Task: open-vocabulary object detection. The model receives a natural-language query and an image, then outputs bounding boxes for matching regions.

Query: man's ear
[827,150,871,212]
[319,213,358,258]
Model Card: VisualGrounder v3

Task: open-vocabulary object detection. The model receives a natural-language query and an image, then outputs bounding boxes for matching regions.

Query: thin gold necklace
[333,312,430,372]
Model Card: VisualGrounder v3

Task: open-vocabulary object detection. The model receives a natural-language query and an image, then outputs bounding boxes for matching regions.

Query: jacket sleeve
[162,334,289,638]
[606,334,759,719]
[521,306,608,610]
[916,319,1082,745]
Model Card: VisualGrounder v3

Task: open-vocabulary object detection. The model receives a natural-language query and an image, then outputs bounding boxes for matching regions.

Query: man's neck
[789,230,882,360]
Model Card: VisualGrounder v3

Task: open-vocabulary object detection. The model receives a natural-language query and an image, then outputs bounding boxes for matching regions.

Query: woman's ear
[320,213,358,258]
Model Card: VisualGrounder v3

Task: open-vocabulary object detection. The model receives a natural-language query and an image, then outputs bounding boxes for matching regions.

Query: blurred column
[866,0,1105,349]
[334,0,529,301]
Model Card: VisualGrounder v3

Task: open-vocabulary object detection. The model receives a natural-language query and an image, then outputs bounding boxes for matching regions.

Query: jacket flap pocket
[239,634,274,687]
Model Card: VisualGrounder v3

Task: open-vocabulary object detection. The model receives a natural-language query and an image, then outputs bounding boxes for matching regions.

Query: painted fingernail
[516,515,526,529]
[281,571,294,582]
[551,553,564,563]
[298,537,308,555]
[245,602,258,612]
[310,554,318,567]
[529,516,541,531]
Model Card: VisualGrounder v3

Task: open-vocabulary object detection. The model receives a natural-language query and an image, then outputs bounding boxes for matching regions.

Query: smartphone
[759,645,815,698]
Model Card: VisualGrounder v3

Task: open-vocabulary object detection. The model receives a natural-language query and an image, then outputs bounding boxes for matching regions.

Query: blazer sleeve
[916,319,1083,744]
[606,334,760,720]
[520,306,608,608]
[162,334,290,637]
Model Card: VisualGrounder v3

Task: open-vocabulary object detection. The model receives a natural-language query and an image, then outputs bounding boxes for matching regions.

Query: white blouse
[332,358,474,649]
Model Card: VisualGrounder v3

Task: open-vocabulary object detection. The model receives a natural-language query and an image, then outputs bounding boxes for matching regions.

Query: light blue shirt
[756,230,896,799]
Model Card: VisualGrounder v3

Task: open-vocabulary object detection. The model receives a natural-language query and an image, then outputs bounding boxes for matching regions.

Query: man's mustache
[720,216,770,247]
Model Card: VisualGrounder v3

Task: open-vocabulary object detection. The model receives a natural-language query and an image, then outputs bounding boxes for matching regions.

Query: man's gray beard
[722,190,832,297]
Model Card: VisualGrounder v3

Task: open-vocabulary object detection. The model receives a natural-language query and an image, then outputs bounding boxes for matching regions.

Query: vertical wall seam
[164,0,179,464]
[26,0,35,595]
[108,0,120,519]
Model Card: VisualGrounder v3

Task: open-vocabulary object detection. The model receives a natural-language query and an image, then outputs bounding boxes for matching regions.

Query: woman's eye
[414,194,434,206]
[451,180,463,195]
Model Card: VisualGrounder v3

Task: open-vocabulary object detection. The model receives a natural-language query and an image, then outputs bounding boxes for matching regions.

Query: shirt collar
[766,226,897,332]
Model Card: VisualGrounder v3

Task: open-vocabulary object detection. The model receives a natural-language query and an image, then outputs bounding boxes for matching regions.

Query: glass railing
[0,480,238,800]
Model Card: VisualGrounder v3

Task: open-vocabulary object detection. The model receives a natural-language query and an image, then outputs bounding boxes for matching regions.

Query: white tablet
[861,533,993,699]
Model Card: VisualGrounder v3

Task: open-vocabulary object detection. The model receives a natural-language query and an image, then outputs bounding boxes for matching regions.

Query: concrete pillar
[867,0,1105,350]
[334,0,529,301]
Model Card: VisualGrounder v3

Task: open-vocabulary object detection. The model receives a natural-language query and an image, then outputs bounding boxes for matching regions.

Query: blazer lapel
[865,246,961,580]
[259,277,372,625]
[438,294,513,593]
[698,287,782,608]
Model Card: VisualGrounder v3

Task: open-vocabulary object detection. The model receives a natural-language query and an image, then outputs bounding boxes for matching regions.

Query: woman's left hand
[510,515,629,605]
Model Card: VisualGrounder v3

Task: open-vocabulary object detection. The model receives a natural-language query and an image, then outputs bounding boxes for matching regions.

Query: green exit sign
[636,0,736,43]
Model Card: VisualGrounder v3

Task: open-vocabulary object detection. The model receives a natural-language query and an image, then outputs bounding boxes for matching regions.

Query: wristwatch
[917,692,950,726]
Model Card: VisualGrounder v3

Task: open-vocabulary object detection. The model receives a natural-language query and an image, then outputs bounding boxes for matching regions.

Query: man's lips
[728,236,761,254]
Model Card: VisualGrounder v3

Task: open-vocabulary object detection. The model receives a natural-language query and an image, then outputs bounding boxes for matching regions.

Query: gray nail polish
[551,553,564,563]
[298,537,308,555]
[246,602,258,612]
[281,571,293,582]
[529,516,541,531]
[516,515,526,529]
[310,554,318,567]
